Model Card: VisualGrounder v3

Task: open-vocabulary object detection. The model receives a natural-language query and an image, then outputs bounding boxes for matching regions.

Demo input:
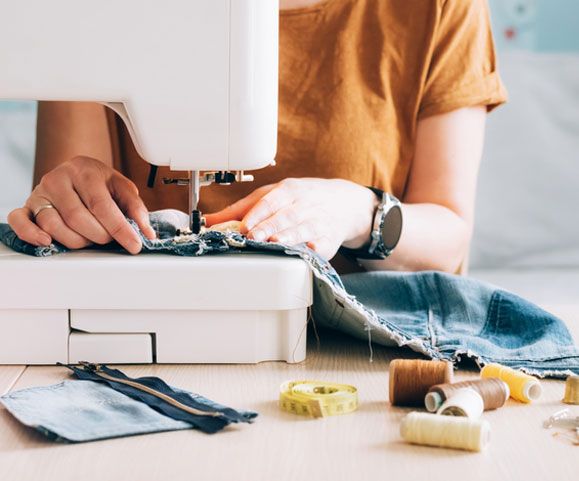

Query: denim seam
[37,420,189,440]
[480,291,500,337]
[423,274,442,349]
[426,307,437,348]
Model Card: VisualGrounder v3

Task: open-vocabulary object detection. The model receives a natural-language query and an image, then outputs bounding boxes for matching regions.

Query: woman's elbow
[414,216,473,274]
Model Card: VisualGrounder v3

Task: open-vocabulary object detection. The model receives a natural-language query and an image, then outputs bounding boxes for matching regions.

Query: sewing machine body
[0,0,278,171]
[0,243,311,364]
[0,1,312,364]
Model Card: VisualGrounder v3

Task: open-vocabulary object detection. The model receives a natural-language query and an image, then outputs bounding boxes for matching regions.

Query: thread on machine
[481,363,542,403]
[425,378,510,412]
[389,359,453,407]
[400,412,491,452]
[437,388,484,419]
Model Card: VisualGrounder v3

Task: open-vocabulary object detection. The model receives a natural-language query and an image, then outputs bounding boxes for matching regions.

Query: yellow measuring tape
[279,380,358,418]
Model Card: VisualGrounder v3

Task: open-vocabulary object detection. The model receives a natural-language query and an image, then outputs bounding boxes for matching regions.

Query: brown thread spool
[425,378,510,412]
[389,359,453,407]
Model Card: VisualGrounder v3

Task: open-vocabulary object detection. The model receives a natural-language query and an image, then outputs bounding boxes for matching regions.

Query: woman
[8,0,507,274]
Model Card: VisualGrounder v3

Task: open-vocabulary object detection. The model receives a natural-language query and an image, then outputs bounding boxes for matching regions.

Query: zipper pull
[78,361,102,372]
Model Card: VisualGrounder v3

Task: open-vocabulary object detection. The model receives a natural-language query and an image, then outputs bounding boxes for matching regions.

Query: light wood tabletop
[0,329,577,481]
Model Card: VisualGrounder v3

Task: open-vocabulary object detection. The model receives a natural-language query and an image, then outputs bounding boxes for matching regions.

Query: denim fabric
[1,210,578,377]
[66,364,256,433]
[0,222,67,256]
[0,381,192,442]
[0,365,257,442]
[318,272,579,376]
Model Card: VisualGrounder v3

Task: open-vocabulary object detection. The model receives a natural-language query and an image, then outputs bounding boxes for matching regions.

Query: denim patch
[0,381,193,442]
[1,210,578,377]
[0,364,257,443]
[66,363,256,433]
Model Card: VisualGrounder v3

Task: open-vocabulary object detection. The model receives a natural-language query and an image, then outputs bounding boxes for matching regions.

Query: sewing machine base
[0,244,312,364]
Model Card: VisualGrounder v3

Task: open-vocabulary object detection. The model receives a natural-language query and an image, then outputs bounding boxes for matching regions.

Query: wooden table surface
[0,329,577,481]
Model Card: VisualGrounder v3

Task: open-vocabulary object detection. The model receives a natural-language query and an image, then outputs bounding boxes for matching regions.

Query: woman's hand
[205,178,378,260]
[8,156,155,254]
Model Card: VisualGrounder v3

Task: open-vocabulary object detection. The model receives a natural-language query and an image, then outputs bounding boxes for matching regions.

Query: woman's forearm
[360,202,471,273]
[34,101,113,186]
[359,107,486,273]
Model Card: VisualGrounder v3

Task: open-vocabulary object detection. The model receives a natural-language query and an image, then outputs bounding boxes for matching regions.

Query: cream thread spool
[389,359,453,407]
[562,375,579,405]
[425,378,510,412]
[400,412,491,452]
[437,388,484,419]
[481,363,542,403]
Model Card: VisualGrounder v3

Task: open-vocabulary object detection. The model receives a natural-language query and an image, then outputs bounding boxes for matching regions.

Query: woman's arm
[8,102,154,252]
[360,106,486,273]
[34,101,114,185]
[206,106,486,273]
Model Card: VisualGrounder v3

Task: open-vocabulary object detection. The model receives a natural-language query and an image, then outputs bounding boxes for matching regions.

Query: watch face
[382,205,403,250]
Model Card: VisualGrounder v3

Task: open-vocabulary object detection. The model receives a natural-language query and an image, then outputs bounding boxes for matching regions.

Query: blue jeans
[1,210,577,377]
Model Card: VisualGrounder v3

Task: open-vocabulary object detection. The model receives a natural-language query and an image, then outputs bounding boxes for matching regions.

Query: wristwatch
[341,187,403,260]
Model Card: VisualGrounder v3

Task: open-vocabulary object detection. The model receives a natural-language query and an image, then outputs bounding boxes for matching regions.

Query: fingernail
[244,218,256,231]
[37,234,52,246]
[251,229,266,242]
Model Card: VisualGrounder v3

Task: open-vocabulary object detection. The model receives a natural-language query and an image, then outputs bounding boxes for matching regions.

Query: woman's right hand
[7,156,156,254]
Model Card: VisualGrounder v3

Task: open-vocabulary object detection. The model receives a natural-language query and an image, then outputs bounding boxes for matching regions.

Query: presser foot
[175,210,205,237]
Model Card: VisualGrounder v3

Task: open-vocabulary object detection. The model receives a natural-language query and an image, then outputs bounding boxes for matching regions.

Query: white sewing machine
[0,0,312,364]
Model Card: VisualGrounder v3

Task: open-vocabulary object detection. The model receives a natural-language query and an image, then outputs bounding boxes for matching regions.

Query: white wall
[471,51,579,269]
[0,101,36,221]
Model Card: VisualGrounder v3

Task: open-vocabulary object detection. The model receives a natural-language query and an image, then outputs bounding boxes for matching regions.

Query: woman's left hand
[204,178,378,260]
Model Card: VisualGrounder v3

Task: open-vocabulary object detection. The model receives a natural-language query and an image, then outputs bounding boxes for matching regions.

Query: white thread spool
[437,388,484,419]
[400,412,491,452]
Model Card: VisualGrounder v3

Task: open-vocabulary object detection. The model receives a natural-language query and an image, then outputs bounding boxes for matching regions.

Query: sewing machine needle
[189,170,201,233]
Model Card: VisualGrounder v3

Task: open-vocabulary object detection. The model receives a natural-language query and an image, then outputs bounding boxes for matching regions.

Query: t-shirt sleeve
[418,0,508,119]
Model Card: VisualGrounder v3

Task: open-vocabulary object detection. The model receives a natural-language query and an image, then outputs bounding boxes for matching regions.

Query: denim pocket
[479,290,577,361]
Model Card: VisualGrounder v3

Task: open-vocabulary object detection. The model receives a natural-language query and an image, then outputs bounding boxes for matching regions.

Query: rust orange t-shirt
[109,0,507,226]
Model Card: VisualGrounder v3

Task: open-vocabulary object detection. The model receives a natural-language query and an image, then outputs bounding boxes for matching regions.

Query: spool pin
[400,412,491,452]
[425,378,510,413]
[389,359,453,407]
[481,363,542,403]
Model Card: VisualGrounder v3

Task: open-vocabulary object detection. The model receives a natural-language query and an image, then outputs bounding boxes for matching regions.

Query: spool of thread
[389,359,453,407]
[425,378,510,412]
[437,388,484,419]
[400,412,491,452]
[562,375,579,405]
[481,363,542,403]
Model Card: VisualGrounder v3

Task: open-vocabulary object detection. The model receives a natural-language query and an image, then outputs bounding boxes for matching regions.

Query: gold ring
[32,203,55,219]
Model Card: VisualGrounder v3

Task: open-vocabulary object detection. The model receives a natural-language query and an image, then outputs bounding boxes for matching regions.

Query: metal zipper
[80,363,223,419]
